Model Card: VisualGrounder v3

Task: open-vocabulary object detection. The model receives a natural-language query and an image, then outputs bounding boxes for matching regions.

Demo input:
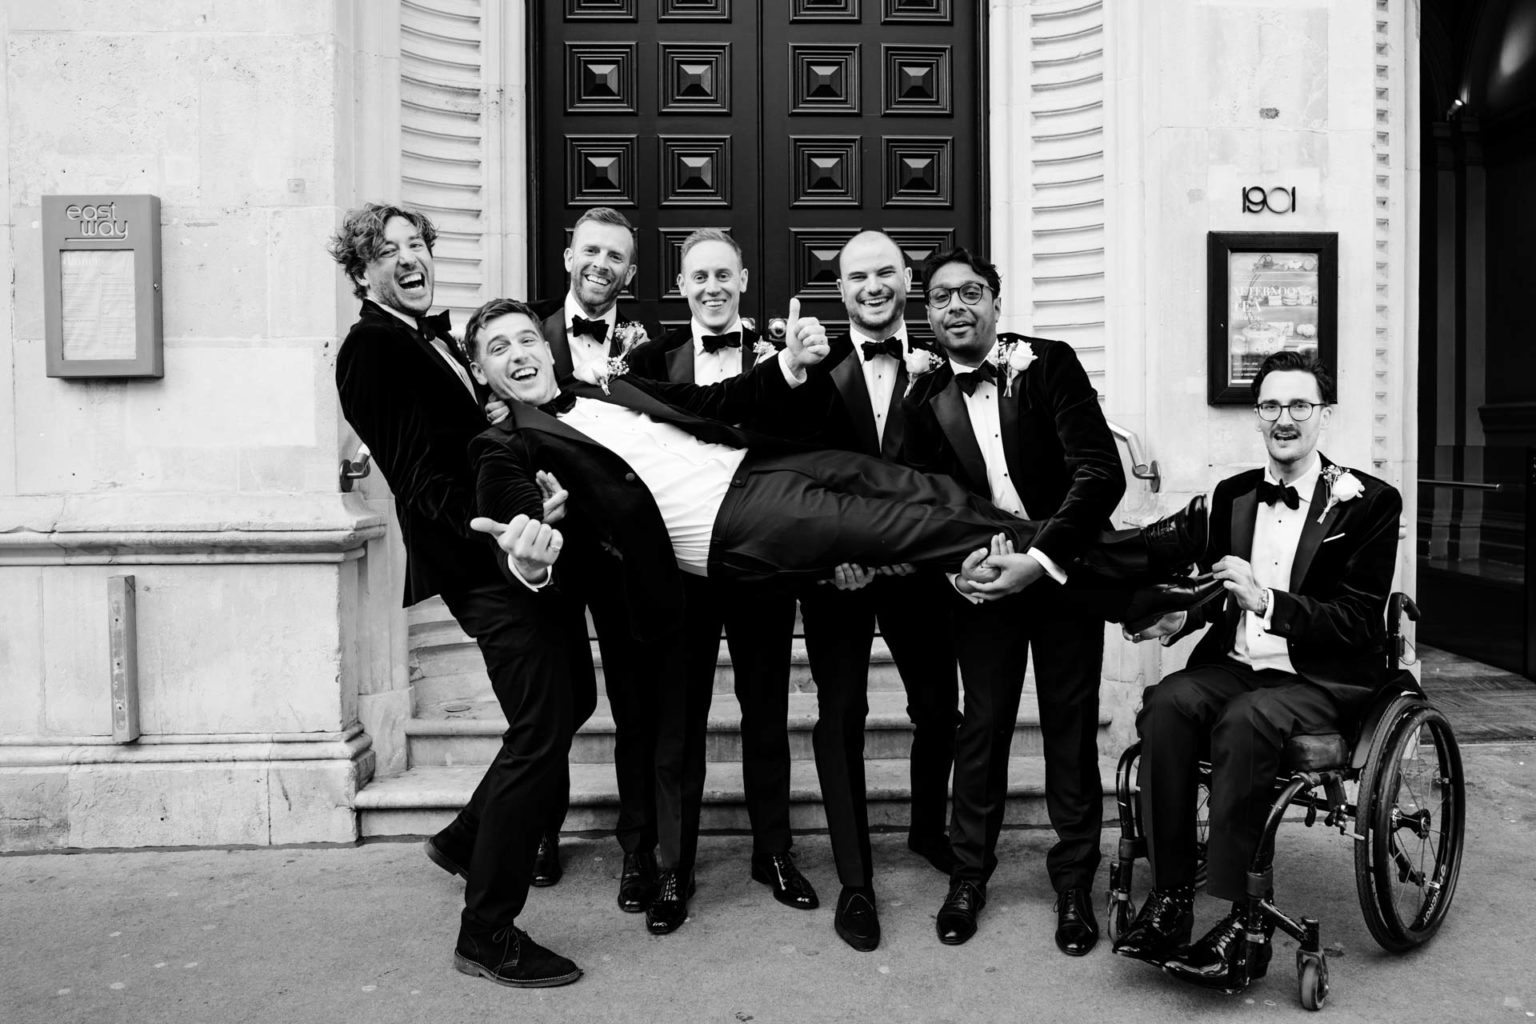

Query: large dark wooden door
[532,1,987,337]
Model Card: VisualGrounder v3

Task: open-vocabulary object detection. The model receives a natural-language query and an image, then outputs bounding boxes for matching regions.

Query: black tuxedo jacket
[788,332,911,460]
[1178,456,1403,702]
[628,322,774,386]
[468,357,811,642]
[898,334,1125,570]
[541,303,661,382]
[335,300,502,606]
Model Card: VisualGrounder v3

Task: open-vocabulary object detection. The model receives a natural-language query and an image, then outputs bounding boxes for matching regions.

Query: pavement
[4,741,1535,1024]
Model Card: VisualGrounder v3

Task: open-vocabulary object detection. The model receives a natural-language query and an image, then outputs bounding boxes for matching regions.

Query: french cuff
[508,555,554,592]
[777,347,807,387]
[947,571,984,605]
[1027,547,1068,585]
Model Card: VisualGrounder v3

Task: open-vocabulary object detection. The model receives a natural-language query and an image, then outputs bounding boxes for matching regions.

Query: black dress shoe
[1113,887,1194,964]
[454,925,581,988]
[1142,495,1209,572]
[906,830,957,876]
[530,832,562,888]
[750,851,819,910]
[424,833,469,880]
[645,869,696,935]
[834,886,881,952]
[1054,886,1099,956]
[936,880,986,945]
[617,849,657,913]
[1162,906,1272,994]
[1122,576,1225,631]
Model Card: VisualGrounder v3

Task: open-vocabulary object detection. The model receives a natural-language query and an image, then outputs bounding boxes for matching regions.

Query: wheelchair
[1105,594,1466,1010]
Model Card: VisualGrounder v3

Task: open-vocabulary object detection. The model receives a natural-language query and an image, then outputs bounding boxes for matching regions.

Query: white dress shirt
[947,344,1065,586]
[379,302,475,399]
[563,292,620,375]
[691,316,745,385]
[848,326,904,447]
[1231,454,1323,673]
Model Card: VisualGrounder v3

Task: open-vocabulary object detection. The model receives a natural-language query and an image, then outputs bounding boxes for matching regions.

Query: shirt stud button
[624,472,637,483]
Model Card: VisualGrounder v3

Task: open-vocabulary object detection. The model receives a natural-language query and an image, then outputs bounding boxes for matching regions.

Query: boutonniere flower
[904,343,942,378]
[587,321,649,394]
[995,338,1037,397]
[738,318,778,364]
[1318,465,1364,523]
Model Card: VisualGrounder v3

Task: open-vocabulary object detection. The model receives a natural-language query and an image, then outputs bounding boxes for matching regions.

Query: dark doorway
[530,1,988,339]
[1417,0,1536,677]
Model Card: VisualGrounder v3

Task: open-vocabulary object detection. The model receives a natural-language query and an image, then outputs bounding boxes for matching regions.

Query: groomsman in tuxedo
[901,247,1124,954]
[330,203,588,987]
[627,230,819,927]
[1116,352,1402,994]
[785,230,962,952]
[533,206,668,910]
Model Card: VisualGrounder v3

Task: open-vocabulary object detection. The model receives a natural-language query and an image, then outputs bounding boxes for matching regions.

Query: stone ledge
[0,493,385,563]
[0,727,372,767]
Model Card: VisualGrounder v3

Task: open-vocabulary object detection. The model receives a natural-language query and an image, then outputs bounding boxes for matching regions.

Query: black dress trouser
[436,582,596,933]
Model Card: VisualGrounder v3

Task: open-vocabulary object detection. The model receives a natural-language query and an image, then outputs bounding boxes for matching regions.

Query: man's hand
[824,563,877,591]
[469,513,563,584]
[1212,554,1265,614]
[954,545,999,596]
[537,470,568,526]
[1123,611,1187,644]
[485,397,510,424]
[782,297,830,373]
[965,534,1046,601]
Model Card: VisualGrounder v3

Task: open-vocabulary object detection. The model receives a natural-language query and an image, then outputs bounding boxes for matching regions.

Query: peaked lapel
[1289,457,1340,591]
[506,390,597,448]
[829,342,881,456]
[542,312,575,381]
[996,382,1031,510]
[880,362,909,460]
[665,341,695,384]
[366,301,478,411]
[930,378,990,493]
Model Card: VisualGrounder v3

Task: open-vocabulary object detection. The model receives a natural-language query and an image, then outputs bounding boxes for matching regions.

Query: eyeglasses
[1255,400,1328,421]
[925,283,992,308]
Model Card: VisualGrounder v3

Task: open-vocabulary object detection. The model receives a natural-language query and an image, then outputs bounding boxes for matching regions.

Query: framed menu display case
[1207,231,1337,405]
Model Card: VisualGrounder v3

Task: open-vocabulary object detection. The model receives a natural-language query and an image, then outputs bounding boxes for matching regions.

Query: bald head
[836,231,911,340]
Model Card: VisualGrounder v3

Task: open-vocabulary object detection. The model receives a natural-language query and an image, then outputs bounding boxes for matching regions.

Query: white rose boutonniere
[1318,465,1364,523]
[584,320,649,394]
[904,343,942,378]
[996,338,1037,397]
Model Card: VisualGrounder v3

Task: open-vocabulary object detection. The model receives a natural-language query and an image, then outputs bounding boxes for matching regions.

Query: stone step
[405,690,1109,767]
[356,759,1118,839]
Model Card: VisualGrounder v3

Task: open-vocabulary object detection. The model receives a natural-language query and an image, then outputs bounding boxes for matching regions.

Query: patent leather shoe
[530,832,562,888]
[906,830,957,876]
[1142,495,1209,572]
[1162,906,1272,993]
[454,925,581,988]
[750,851,819,910]
[617,849,657,913]
[644,869,696,935]
[1113,887,1194,964]
[935,880,986,945]
[1054,886,1099,956]
[834,886,881,952]
[1122,576,1225,632]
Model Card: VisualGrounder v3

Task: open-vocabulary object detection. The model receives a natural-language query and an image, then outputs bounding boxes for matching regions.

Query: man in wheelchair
[1115,351,1403,992]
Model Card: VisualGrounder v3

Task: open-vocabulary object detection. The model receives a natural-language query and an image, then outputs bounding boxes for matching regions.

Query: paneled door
[532,1,987,337]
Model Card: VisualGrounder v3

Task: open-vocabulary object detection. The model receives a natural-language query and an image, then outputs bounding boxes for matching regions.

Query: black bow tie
[416,310,452,341]
[701,331,742,354]
[538,389,577,417]
[955,361,999,396]
[860,338,903,362]
[1257,480,1301,510]
[570,315,609,344]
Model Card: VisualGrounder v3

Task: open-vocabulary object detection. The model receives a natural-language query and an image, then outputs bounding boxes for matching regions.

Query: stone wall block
[39,568,113,735]
[65,764,271,848]
[266,756,368,845]
[0,567,47,735]
[5,1,333,36]
[160,213,271,339]
[269,206,344,341]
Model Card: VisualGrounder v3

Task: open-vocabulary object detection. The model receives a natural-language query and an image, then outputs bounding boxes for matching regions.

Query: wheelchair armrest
[1387,592,1419,633]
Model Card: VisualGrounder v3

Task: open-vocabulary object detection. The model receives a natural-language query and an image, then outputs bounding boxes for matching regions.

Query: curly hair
[327,203,438,299]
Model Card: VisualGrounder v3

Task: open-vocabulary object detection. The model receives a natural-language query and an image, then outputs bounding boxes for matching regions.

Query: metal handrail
[1418,478,1503,492]
[339,443,371,492]
[1107,421,1160,492]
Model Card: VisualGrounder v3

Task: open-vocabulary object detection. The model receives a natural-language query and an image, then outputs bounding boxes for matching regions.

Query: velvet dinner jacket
[898,334,1125,571]
[1178,456,1404,702]
[468,356,811,642]
[335,300,502,606]
[540,303,662,382]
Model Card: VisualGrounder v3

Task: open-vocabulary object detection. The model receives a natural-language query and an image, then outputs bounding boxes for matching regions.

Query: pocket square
[1321,532,1347,544]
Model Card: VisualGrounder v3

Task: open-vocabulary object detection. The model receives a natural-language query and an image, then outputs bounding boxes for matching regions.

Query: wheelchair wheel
[1353,704,1465,952]
[1297,950,1329,1011]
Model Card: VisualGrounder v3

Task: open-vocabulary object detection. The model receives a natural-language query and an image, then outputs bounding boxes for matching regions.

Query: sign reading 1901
[1243,186,1296,215]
